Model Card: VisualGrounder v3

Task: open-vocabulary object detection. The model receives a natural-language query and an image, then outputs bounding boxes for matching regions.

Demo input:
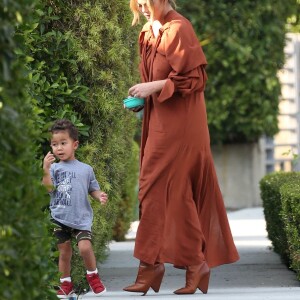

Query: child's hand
[43,151,56,170]
[90,190,108,204]
[99,191,108,205]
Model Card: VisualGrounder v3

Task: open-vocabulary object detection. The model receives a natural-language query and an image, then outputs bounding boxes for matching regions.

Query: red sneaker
[57,281,74,298]
[86,273,106,295]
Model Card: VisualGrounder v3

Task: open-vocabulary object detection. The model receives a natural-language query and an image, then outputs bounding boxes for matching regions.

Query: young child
[42,119,108,298]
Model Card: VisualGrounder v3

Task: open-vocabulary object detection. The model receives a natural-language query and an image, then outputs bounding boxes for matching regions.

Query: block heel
[198,269,210,294]
[124,262,165,295]
[174,261,210,295]
[151,265,165,292]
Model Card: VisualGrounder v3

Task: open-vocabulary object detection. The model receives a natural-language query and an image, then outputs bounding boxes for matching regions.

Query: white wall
[274,33,300,171]
[211,140,266,210]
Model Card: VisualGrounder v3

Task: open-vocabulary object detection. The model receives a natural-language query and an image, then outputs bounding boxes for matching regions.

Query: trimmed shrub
[179,0,297,144]
[280,182,300,279]
[260,172,300,263]
[18,0,140,293]
[0,0,56,299]
[113,141,139,241]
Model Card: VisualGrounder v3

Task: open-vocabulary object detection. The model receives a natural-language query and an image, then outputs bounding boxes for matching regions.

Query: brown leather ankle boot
[123,262,165,295]
[174,261,210,294]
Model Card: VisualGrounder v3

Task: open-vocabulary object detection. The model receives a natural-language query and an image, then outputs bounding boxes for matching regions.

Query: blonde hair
[130,0,176,26]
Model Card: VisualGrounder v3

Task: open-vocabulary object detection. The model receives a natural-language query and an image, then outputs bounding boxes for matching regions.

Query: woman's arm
[158,66,207,102]
[129,80,167,99]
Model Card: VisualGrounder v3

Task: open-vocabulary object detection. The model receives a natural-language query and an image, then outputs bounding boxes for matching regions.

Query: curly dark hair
[50,119,79,141]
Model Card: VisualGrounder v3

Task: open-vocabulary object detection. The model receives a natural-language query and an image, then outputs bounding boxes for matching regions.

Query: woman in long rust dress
[124,0,239,295]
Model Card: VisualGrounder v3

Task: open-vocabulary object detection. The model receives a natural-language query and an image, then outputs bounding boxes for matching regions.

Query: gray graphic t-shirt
[49,159,100,231]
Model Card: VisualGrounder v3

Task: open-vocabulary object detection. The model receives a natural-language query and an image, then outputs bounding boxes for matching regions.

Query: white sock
[87,268,98,275]
[60,277,72,283]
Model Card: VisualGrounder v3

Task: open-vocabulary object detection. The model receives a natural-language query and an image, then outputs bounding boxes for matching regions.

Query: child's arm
[90,190,108,205]
[42,151,56,192]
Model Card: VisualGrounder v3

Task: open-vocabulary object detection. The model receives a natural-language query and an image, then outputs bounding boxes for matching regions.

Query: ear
[74,140,79,150]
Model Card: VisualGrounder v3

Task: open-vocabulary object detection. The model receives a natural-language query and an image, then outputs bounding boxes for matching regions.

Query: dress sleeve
[157,20,208,103]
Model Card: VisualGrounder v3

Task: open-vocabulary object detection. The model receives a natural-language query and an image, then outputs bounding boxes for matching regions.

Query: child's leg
[77,239,96,271]
[52,219,73,279]
[76,232,106,294]
[58,240,73,277]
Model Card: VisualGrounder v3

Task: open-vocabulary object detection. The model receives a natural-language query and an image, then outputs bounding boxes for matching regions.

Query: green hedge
[32,0,138,292]
[281,182,300,280]
[179,0,298,143]
[0,0,56,299]
[113,141,139,241]
[9,0,140,294]
[260,172,300,278]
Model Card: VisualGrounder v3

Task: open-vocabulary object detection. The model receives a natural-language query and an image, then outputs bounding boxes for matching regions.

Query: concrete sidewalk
[78,207,300,299]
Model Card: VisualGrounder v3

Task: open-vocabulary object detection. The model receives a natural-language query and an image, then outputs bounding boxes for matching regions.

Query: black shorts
[51,219,92,245]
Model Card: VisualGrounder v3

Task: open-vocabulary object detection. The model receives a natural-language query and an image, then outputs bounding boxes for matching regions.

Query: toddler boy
[42,119,108,298]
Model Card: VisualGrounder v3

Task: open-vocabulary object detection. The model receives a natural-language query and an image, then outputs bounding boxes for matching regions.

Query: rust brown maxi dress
[134,10,239,268]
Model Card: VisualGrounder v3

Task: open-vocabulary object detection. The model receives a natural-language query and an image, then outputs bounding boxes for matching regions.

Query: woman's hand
[129,80,167,99]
